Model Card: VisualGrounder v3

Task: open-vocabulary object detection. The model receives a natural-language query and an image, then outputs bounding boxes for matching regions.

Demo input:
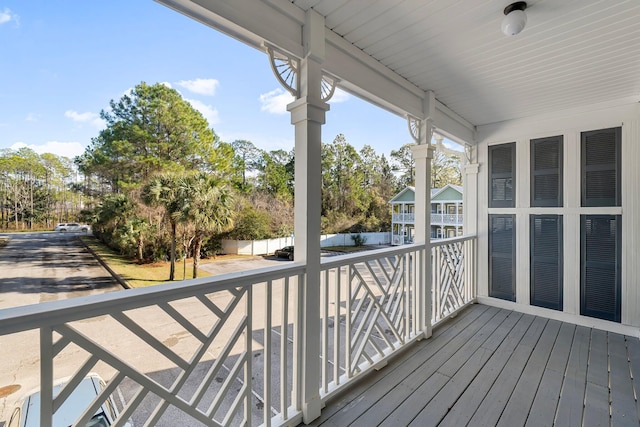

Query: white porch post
[285,9,327,423]
[409,91,435,338]
[462,148,479,236]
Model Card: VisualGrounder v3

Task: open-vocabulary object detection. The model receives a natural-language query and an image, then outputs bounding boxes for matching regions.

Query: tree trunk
[192,234,202,279]
[137,236,144,264]
[169,221,176,280]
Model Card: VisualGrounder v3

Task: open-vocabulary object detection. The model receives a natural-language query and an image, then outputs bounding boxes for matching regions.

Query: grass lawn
[80,236,214,288]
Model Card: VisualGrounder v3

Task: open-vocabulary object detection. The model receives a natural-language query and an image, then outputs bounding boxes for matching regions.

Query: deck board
[439,312,532,427]
[525,322,574,427]
[583,329,611,427]
[497,319,561,427]
[358,308,507,427]
[313,305,640,427]
[557,326,591,426]
[609,333,638,425]
[467,316,548,426]
[310,304,492,426]
[625,336,640,420]
[409,312,522,427]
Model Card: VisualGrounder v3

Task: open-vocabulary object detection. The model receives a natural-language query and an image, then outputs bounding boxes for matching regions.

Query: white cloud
[259,88,294,115]
[176,78,219,96]
[25,113,39,122]
[0,8,17,25]
[65,110,105,129]
[186,98,220,125]
[11,141,86,159]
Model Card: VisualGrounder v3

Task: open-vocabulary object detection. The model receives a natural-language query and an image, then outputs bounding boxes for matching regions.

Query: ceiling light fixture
[501,2,527,36]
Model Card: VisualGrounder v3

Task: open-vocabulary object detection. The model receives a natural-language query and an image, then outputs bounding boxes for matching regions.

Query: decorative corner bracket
[267,44,339,103]
[321,72,339,103]
[267,44,299,98]
[407,116,435,144]
[407,115,421,143]
[464,145,473,163]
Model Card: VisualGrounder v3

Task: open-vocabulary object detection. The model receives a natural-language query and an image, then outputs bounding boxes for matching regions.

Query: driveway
[198,255,289,276]
[0,232,123,310]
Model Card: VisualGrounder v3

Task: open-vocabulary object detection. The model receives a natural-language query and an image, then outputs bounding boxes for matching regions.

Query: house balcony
[1,234,638,426]
[392,212,415,223]
[431,213,464,226]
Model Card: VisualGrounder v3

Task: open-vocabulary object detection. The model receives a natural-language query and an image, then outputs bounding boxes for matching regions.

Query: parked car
[54,223,90,233]
[8,373,129,427]
[274,246,294,260]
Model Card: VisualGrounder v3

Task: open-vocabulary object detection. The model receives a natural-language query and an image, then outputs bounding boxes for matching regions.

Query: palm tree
[141,173,184,281]
[178,173,234,278]
[117,217,151,263]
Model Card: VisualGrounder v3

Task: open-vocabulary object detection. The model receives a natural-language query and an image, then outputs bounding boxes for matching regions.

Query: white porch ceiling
[157,0,640,142]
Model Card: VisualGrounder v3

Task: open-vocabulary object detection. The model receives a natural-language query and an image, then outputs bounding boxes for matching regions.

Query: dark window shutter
[489,214,516,301]
[530,215,563,310]
[580,215,621,322]
[531,136,563,207]
[581,127,621,207]
[489,143,516,208]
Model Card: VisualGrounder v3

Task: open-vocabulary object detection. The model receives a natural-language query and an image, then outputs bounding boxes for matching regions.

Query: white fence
[223,232,392,256]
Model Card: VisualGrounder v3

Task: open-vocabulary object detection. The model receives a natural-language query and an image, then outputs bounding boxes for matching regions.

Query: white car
[8,373,130,427]
[54,223,90,233]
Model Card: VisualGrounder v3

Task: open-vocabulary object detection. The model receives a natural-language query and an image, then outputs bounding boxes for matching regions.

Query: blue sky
[0,1,414,160]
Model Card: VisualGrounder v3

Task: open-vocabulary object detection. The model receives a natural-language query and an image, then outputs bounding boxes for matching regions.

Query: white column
[410,92,435,339]
[286,9,327,423]
[463,152,479,236]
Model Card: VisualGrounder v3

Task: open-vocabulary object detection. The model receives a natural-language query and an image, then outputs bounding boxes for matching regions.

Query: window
[489,214,516,301]
[530,215,563,310]
[581,127,621,207]
[581,215,621,322]
[531,136,563,207]
[489,143,516,208]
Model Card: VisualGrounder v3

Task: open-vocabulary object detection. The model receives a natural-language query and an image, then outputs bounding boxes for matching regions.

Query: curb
[78,237,131,290]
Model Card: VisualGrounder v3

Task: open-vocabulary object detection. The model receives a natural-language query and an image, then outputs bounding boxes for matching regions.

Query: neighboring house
[390,184,463,244]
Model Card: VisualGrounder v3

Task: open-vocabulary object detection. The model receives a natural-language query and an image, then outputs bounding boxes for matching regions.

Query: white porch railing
[0,235,476,427]
[0,265,307,427]
[430,213,464,225]
[318,244,427,400]
[431,235,476,325]
[392,213,415,222]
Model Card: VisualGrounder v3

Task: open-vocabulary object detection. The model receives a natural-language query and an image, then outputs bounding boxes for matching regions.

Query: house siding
[476,102,640,329]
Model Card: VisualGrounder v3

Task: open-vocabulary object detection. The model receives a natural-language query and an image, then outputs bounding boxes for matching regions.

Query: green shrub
[351,234,368,247]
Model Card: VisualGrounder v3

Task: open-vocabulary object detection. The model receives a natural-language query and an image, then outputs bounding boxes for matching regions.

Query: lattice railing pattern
[319,244,426,397]
[1,266,305,427]
[431,235,476,325]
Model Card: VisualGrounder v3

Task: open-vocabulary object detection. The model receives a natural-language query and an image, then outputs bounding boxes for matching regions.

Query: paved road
[0,232,122,310]
[0,231,124,425]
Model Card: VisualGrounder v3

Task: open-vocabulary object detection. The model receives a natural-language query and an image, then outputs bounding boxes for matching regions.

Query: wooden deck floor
[311,304,640,427]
